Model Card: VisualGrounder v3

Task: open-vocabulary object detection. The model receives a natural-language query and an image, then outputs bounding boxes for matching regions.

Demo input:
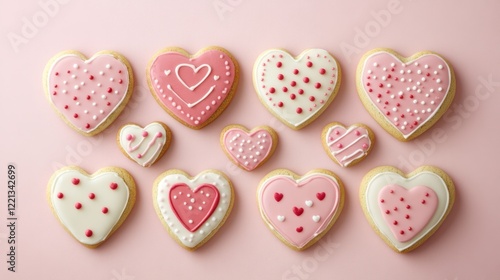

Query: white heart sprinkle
[312,215,320,222]
[305,200,313,207]
[277,215,285,222]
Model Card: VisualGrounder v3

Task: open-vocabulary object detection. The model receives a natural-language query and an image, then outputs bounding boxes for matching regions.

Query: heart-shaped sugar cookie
[220,125,278,171]
[359,166,455,253]
[257,169,344,250]
[321,122,374,167]
[147,47,239,129]
[253,49,341,130]
[44,50,134,136]
[153,169,234,250]
[117,122,172,167]
[47,166,136,248]
[356,48,455,141]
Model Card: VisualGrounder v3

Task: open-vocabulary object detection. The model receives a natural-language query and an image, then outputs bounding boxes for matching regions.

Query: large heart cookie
[257,169,344,250]
[321,122,374,167]
[147,47,239,129]
[117,122,172,167]
[220,124,278,171]
[153,169,234,250]
[360,166,455,253]
[356,48,455,141]
[253,49,341,130]
[44,51,134,136]
[47,166,136,248]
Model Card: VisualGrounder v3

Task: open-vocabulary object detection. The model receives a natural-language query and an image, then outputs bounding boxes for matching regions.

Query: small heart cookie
[257,169,344,250]
[44,50,134,136]
[220,125,278,171]
[117,122,172,167]
[359,166,455,253]
[321,122,375,167]
[47,166,136,248]
[153,169,234,250]
[253,49,341,130]
[356,48,455,141]
[147,46,239,129]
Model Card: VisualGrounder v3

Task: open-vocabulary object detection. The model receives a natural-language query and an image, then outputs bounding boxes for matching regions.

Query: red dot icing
[72,178,80,185]
[306,61,313,67]
[110,182,118,190]
[303,77,310,83]
[75,202,82,209]
[88,193,95,199]
[276,61,282,68]
[85,229,93,237]
[319,68,326,75]
[296,107,303,114]
[102,207,109,214]
[269,87,276,94]
[57,192,64,199]
[278,74,284,80]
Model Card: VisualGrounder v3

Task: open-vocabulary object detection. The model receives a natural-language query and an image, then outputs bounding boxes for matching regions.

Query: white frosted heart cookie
[257,169,344,250]
[356,48,455,141]
[253,49,341,130]
[359,166,455,253]
[153,169,234,250]
[220,124,278,171]
[321,122,375,167]
[47,166,136,248]
[44,50,134,136]
[117,122,172,167]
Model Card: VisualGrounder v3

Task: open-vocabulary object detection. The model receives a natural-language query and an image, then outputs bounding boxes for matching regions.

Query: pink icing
[260,174,340,248]
[169,183,220,232]
[326,125,371,167]
[361,52,451,138]
[223,128,273,171]
[48,54,130,133]
[149,49,236,128]
[378,184,438,242]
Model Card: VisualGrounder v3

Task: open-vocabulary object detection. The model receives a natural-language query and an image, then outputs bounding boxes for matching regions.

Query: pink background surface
[1,0,499,279]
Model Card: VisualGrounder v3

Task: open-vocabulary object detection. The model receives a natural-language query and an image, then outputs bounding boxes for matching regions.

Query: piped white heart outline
[175,63,211,91]
[360,166,455,253]
[153,169,234,251]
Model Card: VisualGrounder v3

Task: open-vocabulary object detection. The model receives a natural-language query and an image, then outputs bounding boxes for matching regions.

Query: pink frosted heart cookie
[253,49,341,130]
[117,122,172,167]
[153,169,234,250]
[360,166,455,253]
[321,122,375,167]
[147,46,239,129]
[47,166,136,248]
[257,169,344,250]
[356,48,455,141]
[220,125,278,171]
[44,50,134,136]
